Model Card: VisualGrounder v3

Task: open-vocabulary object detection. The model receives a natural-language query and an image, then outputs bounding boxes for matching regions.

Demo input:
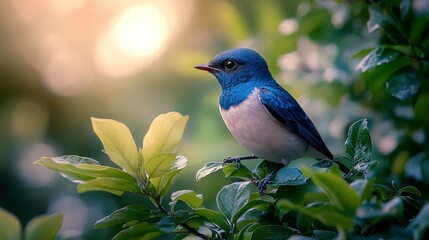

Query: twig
[151,196,211,240]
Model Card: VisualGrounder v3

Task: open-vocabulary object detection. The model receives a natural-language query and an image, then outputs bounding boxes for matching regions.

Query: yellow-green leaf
[301,167,360,215]
[145,153,176,179]
[141,112,189,176]
[24,213,63,240]
[171,190,204,209]
[0,208,21,240]
[92,118,139,176]
[35,156,136,183]
[150,156,187,196]
[77,177,140,196]
[35,156,140,196]
[277,200,353,230]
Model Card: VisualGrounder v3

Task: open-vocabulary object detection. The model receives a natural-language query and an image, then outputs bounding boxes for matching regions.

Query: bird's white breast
[220,88,313,164]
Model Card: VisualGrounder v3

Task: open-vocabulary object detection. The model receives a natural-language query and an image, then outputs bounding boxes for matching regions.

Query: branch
[151,196,211,240]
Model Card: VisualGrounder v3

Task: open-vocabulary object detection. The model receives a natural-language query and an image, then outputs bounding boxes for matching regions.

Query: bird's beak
[194,64,220,73]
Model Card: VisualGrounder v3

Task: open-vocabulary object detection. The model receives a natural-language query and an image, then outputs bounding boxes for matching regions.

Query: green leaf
[409,15,429,46]
[170,190,203,210]
[296,210,314,235]
[367,4,407,44]
[398,185,422,197]
[408,203,429,240]
[144,153,177,179]
[346,161,378,179]
[367,4,393,33]
[217,182,252,220]
[92,118,140,176]
[271,167,307,186]
[196,162,224,181]
[275,184,326,206]
[223,164,254,180]
[235,222,260,240]
[254,160,282,179]
[345,119,372,166]
[0,208,21,240]
[142,112,189,177]
[351,48,374,60]
[277,200,353,230]
[414,93,429,124]
[250,225,294,240]
[350,179,374,203]
[193,209,230,231]
[386,71,422,101]
[313,230,338,239]
[35,157,140,196]
[49,155,100,165]
[112,222,165,240]
[311,159,334,169]
[356,197,403,222]
[24,213,63,240]
[77,177,141,196]
[355,48,402,72]
[231,198,274,224]
[94,205,151,229]
[361,56,412,91]
[35,157,135,181]
[150,156,187,197]
[301,167,360,215]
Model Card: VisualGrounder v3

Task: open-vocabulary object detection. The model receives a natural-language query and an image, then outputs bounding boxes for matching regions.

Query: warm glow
[94,4,170,78]
[49,0,86,15]
[41,49,91,96]
[113,4,168,58]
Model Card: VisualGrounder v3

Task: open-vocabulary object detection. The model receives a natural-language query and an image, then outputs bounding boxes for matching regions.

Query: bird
[195,48,347,192]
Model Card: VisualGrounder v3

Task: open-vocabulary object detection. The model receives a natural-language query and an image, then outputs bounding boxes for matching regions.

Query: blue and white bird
[195,48,346,191]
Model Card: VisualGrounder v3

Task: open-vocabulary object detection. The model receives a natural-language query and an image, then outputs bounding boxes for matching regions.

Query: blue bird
[195,48,347,192]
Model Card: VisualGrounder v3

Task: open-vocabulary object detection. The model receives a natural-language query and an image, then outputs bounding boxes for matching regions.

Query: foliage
[354,0,429,187]
[34,110,427,239]
[0,208,63,240]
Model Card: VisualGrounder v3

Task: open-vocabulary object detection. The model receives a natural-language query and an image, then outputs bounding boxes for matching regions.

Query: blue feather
[258,87,333,160]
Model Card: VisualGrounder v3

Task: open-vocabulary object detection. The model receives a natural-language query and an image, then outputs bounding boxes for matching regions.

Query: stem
[151,196,211,240]
[138,174,210,239]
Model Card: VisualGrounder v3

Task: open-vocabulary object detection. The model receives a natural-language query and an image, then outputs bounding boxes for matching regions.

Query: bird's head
[195,48,272,89]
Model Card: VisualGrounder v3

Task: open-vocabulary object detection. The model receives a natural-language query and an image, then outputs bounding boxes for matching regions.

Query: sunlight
[95,3,170,78]
[113,4,168,58]
[49,0,86,15]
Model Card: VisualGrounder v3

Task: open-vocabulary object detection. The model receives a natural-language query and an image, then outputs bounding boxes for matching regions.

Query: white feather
[220,88,323,164]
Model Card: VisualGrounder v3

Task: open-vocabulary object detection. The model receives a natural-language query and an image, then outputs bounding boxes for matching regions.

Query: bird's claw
[257,173,273,194]
[223,156,241,170]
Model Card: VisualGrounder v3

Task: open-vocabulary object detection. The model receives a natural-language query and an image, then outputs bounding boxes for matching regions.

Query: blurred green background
[1,0,428,239]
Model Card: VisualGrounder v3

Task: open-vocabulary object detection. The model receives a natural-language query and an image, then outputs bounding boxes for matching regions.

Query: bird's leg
[223,154,258,170]
[257,163,287,193]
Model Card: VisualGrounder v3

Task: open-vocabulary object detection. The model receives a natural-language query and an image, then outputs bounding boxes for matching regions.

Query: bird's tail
[333,159,350,174]
[314,157,350,174]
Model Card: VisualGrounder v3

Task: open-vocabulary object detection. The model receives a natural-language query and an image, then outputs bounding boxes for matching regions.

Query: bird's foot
[223,156,242,170]
[257,173,274,194]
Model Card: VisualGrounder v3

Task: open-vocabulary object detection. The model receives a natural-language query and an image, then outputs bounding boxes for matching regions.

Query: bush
[31,112,427,239]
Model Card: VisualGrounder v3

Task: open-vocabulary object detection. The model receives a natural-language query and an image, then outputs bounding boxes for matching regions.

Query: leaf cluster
[29,110,427,239]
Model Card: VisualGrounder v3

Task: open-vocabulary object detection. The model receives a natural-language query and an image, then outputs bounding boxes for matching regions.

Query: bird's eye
[224,60,236,70]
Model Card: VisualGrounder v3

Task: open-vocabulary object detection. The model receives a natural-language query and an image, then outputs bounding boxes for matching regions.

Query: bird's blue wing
[258,87,333,160]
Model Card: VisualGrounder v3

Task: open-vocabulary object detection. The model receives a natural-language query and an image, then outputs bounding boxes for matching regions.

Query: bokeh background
[1,0,428,239]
